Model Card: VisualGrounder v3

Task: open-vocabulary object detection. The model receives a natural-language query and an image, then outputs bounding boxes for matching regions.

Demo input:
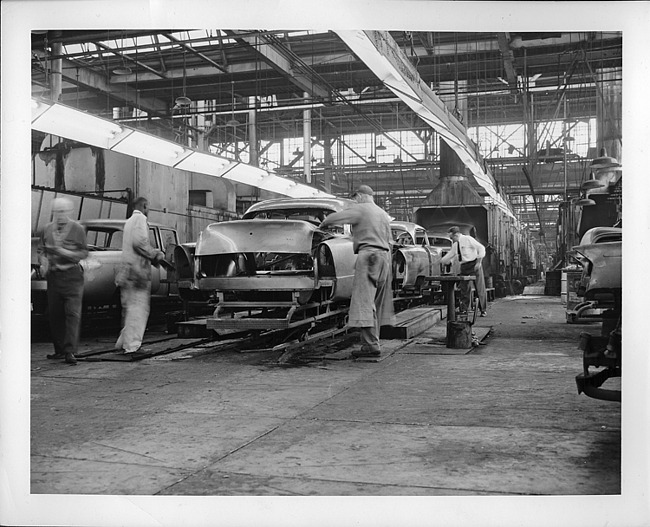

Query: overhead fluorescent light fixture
[222,163,331,198]
[31,97,332,199]
[590,156,621,170]
[175,96,192,107]
[581,179,605,190]
[112,66,133,76]
[31,101,127,149]
[174,151,231,175]
[109,131,191,166]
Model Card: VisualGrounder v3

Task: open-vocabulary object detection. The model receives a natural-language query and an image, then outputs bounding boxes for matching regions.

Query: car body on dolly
[573,226,622,402]
[174,198,444,331]
[175,197,356,331]
[389,220,445,295]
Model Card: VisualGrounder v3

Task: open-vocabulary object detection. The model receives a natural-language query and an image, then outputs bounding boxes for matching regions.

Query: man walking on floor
[38,197,89,365]
[440,225,488,316]
[319,184,395,358]
[115,197,165,354]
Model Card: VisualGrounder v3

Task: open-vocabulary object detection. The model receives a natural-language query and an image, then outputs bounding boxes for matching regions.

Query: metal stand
[427,275,476,348]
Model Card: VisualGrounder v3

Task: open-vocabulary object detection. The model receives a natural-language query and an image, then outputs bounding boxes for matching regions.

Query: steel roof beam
[161,32,228,74]
[228,30,330,100]
[92,41,168,79]
[32,50,168,116]
[497,33,518,87]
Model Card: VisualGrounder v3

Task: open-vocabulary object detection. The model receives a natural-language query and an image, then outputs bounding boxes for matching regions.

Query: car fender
[319,235,356,301]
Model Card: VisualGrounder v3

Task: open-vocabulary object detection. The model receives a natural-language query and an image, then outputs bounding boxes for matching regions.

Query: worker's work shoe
[64,353,77,365]
[47,353,65,360]
[352,349,381,358]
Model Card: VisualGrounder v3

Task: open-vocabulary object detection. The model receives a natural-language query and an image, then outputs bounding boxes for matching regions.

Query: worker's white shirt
[441,234,485,264]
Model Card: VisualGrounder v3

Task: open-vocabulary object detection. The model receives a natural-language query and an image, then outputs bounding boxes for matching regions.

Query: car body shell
[572,227,622,306]
[572,227,622,402]
[176,199,444,307]
[389,221,445,291]
[184,198,357,305]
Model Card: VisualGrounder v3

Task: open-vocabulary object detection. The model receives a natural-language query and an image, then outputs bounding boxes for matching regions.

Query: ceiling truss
[31,29,623,238]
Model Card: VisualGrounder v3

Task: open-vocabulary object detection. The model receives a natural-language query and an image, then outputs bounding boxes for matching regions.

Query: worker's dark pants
[458,259,486,312]
[46,267,84,356]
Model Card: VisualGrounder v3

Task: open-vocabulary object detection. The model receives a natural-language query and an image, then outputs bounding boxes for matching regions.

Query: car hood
[196,220,318,255]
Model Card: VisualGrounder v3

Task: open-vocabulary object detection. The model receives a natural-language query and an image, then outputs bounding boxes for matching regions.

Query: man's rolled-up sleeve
[320,208,358,228]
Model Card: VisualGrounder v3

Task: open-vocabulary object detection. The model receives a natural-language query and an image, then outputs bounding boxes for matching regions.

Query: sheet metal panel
[196,220,317,255]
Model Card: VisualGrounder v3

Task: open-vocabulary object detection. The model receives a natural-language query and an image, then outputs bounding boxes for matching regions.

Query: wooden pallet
[380,306,446,340]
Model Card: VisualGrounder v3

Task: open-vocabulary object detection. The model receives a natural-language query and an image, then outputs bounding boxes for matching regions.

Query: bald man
[38,197,88,365]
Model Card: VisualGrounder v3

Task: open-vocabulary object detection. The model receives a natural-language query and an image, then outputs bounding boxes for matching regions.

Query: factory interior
[1,3,649,527]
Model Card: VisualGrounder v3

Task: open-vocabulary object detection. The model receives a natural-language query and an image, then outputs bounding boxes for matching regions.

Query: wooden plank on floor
[75,336,176,358]
[380,306,446,340]
[78,338,214,362]
[176,319,214,338]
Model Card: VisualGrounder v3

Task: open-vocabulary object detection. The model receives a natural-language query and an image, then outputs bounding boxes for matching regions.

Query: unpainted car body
[573,227,622,306]
[572,226,622,402]
[177,198,357,308]
[389,221,445,292]
[176,199,445,312]
[31,219,179,315]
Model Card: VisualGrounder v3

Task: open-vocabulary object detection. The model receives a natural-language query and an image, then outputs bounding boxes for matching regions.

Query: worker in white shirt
[114,197,165,354]
[440,225,487,317]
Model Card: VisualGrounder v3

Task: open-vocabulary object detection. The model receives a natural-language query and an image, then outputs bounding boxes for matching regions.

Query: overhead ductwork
[420,175,484,208]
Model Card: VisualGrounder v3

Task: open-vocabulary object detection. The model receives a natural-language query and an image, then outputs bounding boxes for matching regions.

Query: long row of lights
[335,30,514,219]
[31,97,334,200]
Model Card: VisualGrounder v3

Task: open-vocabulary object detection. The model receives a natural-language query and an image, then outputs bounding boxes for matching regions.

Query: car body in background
[572,226,622,403]
[573,227,622,307]
[389,220,445,293]
[425,232,455,274]
[31,219,180,316]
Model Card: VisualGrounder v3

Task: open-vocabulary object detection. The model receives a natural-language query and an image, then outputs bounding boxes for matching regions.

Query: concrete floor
[29,292,623,521]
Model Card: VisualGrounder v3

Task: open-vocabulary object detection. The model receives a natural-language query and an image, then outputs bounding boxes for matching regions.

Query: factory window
[470,118,597,160]
[189,190,213,208]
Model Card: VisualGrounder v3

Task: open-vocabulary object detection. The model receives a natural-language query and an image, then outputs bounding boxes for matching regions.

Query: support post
[303,92,312,184]
[248,96,258,167]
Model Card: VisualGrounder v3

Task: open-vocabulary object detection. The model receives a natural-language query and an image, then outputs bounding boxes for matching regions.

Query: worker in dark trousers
[319,185,395,357]
[38,197,89,364]
[440,225,487,316]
